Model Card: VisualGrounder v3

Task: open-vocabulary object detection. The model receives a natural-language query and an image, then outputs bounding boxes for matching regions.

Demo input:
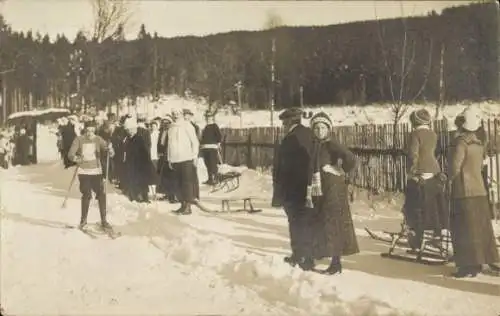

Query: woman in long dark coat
[123,117,156,203]
[449,108,499,278]
[307,112,359,275]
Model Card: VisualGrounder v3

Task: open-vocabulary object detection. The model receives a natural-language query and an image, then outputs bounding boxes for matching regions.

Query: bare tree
[374,1,433,130]
[89,0,132,43]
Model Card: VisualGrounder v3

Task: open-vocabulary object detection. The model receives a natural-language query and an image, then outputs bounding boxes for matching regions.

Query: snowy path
[1,163,499,316]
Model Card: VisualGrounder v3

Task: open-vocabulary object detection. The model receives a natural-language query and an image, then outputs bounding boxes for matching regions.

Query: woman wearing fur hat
[167,108,200,215]
[306,111,359,274]
[404,109,448,250]
[449,108,499,278]
[68,120,114,231]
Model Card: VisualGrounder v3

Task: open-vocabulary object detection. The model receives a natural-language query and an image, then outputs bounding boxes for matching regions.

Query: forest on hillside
[0,2,497,121]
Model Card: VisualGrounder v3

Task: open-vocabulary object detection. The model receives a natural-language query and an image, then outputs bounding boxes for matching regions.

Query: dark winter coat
[406,126,441,176]
[272,124,315,207]
[448,131,499,267]
[14,134,31,165]
[61,123,78,168]
[124,127,157,189]
[200,124,222,145]
[310,138,359,258]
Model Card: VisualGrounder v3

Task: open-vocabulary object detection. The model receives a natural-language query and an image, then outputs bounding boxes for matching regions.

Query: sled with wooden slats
[210,171,242,193]
[365,222,452,265]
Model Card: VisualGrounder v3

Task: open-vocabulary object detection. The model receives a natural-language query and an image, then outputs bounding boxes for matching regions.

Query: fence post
[247,132,253,169]
[222,134,227,163]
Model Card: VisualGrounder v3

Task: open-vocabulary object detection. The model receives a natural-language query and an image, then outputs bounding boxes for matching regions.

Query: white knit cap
[123,117,138,129]
[462,107,482,132]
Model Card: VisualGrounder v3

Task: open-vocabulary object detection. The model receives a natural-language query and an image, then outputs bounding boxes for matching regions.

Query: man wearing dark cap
[272,107,316,270]
[200,111,222,185]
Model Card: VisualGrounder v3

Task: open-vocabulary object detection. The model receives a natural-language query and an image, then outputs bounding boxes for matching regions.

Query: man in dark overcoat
[111,116,130,189]
[272,107,316,270]
[123,117,155,203]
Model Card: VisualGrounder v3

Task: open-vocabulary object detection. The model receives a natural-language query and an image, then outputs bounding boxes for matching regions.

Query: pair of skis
[78,225,121,239]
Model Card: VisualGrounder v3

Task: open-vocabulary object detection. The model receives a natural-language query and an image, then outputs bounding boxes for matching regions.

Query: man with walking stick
[68,120,115,233]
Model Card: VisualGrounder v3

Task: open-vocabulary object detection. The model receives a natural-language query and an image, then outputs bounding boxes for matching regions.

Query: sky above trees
[1,0,469,41]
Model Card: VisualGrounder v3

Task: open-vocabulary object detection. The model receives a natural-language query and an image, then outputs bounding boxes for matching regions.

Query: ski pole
[62,165,79,209]
[105,148,110,195]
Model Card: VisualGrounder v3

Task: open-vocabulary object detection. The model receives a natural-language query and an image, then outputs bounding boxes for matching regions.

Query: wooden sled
[193,198,262,214]
[211,171,242,193]
[365,225,452,266]
[221,197,262,213]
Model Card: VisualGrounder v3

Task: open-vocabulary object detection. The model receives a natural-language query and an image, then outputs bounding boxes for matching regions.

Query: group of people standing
[0,125,35,168]
[58,108,222,231]
[273,106,499,277]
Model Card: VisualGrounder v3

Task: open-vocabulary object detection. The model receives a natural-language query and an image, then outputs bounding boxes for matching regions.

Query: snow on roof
[7,108,70,120]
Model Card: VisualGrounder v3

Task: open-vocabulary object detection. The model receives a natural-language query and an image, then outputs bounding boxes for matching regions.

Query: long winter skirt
[450,196,499,267]
[311,173,359,259]
[172,160,200,203]
[403,176,449,233]
[158,160,177,196]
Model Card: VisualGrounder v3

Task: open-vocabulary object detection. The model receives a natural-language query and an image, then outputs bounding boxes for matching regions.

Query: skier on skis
[68,120,115,231]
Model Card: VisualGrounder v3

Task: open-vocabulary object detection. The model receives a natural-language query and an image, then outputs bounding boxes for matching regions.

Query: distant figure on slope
[68,120,114,231]
[168,108,200,215]
[200,111,222,185]
[272,107,316,271]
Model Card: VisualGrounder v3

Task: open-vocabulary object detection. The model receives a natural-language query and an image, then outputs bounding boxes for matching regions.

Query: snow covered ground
[1,161,499,316]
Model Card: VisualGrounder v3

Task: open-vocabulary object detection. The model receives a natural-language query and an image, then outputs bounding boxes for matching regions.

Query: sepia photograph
[0,0,499,315]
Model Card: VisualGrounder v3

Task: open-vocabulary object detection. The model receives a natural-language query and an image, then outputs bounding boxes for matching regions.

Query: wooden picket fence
[219,119,500,200]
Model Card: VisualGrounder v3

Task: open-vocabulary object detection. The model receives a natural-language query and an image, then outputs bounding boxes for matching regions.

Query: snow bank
[7,108,70,120]
[2,165,500,316]
[115,95,500,130]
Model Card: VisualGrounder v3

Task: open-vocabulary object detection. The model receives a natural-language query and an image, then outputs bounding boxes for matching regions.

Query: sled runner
[211,171,241,193]
[365,224,452,265]
[221,197,262,213]
[193,197,262,214]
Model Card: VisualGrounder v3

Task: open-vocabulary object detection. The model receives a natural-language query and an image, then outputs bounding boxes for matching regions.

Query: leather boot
[97,195,110,228]
[178,202,192,215]
[298,257,315,271]
[452,266,479,278]
[79,197,90,229]
[172,202,185,213]
[322,256,342,275]
[284,254,299,267]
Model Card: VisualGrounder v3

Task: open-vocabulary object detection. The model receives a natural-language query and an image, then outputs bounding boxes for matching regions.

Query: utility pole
[270,37,276,139]
[300,86,304,107]
[236,81,243,128]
